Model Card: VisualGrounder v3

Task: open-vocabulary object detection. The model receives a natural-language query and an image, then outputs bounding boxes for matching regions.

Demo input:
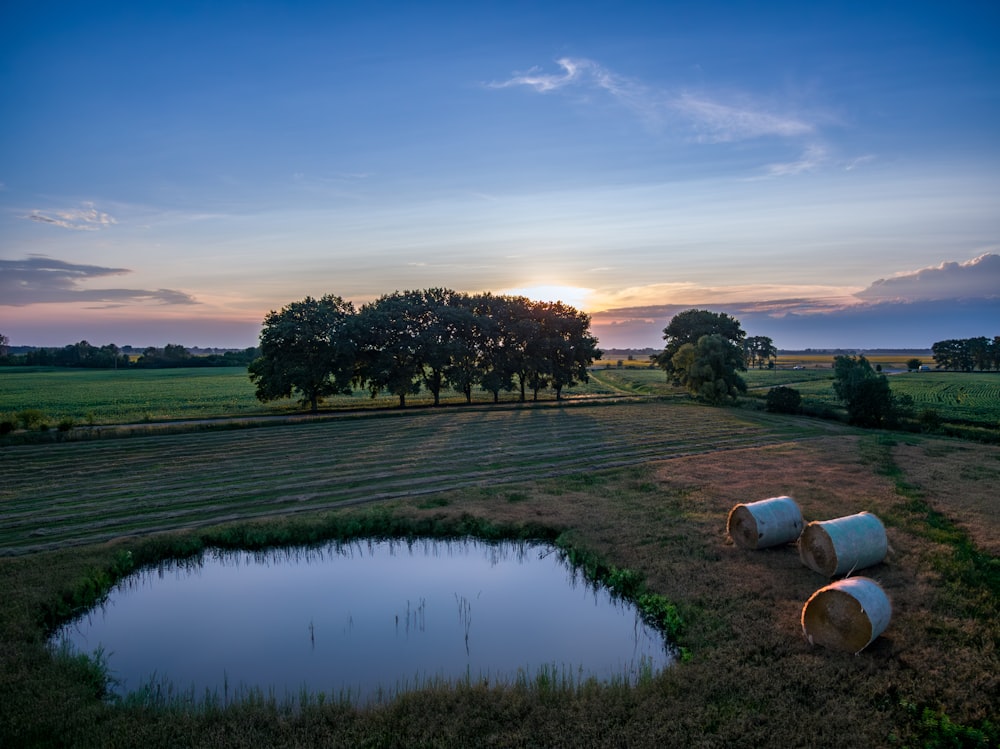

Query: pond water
[53,538,673,702]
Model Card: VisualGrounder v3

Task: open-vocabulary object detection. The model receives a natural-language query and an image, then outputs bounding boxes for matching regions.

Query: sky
[2,0,999,351]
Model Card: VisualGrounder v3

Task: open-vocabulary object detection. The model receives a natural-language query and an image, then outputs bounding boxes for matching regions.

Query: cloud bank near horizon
[3,253,997,350]
[856,253,1000,302]
[0,255,198,307]
[590,253,1000,349]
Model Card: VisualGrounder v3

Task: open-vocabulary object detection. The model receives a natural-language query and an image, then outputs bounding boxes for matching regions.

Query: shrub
[0,413,16,434]
[919,408,942,432]
[18,409,45,430]
[766,386,802,414]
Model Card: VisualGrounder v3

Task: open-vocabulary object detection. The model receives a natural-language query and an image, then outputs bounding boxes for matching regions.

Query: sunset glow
[2,2,997,350]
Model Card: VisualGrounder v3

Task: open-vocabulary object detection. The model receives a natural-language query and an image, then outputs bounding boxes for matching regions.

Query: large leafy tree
[494,295,542,402]
[416,288,464,406]
[536,302,602,400]
[832,354,910,427]
[744,335,777,369]
[469,293,516,403]
[249,295,357,413]
[671,333,747,402]
[355,291,429,407]
[658,309,745,378]
[440,297,483,404]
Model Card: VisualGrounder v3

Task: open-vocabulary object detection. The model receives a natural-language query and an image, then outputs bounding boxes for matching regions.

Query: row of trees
[932,337,1000,372]
[744,335,778,369]
[0,339,259,368]
[249,290,601,411]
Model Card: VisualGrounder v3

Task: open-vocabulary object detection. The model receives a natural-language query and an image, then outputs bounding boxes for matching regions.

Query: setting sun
[501,285,595,310]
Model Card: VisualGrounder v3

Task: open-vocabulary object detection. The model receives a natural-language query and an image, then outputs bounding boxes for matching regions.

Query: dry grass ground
[379,433,998,746]
[1,416,996,747]
[892,440,1000,556]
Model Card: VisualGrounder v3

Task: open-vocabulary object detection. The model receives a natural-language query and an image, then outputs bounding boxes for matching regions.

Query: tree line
[248,289,601,411]
[931,337,1000,372]
[0,338,259,368]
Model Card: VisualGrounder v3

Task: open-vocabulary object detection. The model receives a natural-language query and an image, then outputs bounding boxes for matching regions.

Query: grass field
[0,366,620,425]
[1,399,996,747]
[591,366,1000,432]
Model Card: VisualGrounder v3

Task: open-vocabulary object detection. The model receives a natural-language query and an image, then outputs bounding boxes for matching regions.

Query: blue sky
[2,1,998,350]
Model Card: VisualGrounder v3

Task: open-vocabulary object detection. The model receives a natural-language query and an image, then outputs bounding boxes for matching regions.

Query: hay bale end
[801,576,892,653]
[727,496,804,550]
[799,511,887,577]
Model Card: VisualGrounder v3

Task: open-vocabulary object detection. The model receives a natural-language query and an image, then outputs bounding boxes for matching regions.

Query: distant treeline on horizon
[5,340,1000,372]
[0,341,259,369]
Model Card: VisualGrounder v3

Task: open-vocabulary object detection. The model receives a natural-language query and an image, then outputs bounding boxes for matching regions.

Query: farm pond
[52,538,674,702]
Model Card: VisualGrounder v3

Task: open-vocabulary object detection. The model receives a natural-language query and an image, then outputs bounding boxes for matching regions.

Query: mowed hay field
[0,401,813,554]
[1,399,998,747]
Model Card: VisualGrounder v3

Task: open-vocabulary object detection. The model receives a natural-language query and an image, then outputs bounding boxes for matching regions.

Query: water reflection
[54,538,673,703]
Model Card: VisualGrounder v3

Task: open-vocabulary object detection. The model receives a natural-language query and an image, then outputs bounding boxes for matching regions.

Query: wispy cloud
[0,255,198,306]
[23,202,118,231]
[764,144,828,177]
[671,92,814,143]
[593,281,859,313]
[488,57,590,93]
[844,154,876,171]
[490,57,816,145]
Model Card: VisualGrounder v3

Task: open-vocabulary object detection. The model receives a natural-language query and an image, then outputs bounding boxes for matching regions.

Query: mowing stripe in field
[1,401,831,554]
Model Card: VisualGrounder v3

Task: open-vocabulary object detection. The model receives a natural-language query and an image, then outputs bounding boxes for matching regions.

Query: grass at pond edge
[3,508,688,747]
[3,430,997,747]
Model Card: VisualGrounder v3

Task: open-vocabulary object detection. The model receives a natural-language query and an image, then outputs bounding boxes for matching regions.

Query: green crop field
[886,372,1000,424]
[596,367,1000,430]
[0,400,822,555]
[0,366,620,426]
[0,367,276,424]
[765,371,1000,427]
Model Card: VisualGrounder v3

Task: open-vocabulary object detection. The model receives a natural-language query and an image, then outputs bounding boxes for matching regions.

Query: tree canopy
[744,335,777,369]
[250,289,602,410]
[832,354,911,428]
[670,333,748,402]
[657,309,745,378]
[249,295,357,412]
[932,337,1000,371]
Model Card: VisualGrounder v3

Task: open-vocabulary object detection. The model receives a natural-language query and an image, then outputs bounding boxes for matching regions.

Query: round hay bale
[726,496,804,549]
[799,512,887,577]
[801,576,891,653]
